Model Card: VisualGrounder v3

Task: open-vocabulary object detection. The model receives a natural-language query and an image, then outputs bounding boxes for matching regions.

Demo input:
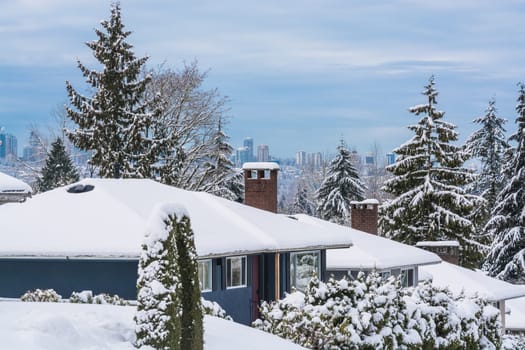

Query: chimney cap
[242,162,280,171]
[350,199,379,205]
[416,240,460,247]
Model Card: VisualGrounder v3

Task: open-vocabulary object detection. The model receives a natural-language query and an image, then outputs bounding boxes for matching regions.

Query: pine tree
[174,214,203,350]
[484,83,525,282]
[464,99,509,218]
[135,210,181,350]
[66,2,157,179]
[291,182,315,215]
[315,140,365,224]
[379,76,484,267]
[37,138,79,192]
[197,118,244,202]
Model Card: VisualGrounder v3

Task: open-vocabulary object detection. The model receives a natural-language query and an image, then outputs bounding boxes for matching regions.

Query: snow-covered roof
[291,214,441,270]
[0,172,32,194]
[242,162,280,170]
[416,240,460,247]
[0,302,306,350]
[419,261,525,301]
[0,179,352,259]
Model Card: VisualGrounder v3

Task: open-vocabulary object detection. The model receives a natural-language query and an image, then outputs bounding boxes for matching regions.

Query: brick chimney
[242,162,280,213]
[350,199,379,234]
[416,241,460,265]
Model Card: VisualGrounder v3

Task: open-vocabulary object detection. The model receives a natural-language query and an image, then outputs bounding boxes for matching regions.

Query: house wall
[0,259,138,299]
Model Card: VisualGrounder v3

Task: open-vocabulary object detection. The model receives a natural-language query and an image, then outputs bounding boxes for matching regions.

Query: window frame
[197,259,213,292]
[290,250,321,292]
[400,268,414,287]
[226,256,247,289]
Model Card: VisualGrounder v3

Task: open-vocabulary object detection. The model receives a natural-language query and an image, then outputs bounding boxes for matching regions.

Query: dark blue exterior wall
[0,259,138,299]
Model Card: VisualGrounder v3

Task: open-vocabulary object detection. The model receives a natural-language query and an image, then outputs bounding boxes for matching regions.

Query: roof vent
[67,184,94,194]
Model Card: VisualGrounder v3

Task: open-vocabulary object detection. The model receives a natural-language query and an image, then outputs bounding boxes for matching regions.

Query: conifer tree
[484,83,525,282]
[174,214,203,350]
[135,209,181,350]
[198,118,244,202]
[291,182,315,215]
[464,99,509,218]
[37,138,79,192]
[315,140,365,224]
[379,77,484,267]
[66,2,157,178]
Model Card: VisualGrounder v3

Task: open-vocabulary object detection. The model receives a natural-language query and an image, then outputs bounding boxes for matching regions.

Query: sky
[1,0,525,158]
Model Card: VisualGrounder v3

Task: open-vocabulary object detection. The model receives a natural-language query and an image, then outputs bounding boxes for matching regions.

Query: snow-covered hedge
[69,290,129,306]
[254,273,501,350]
[20,289,62,302]
[201,298,232,321]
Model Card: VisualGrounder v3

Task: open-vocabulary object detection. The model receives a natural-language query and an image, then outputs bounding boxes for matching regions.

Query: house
[419,261,525,332]
[0,171,32,204]
[0,177,352,325]
[291,212,442,287]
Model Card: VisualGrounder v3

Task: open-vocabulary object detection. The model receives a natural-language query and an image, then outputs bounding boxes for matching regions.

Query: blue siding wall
[0,259,138,299]
[202,287,253,325]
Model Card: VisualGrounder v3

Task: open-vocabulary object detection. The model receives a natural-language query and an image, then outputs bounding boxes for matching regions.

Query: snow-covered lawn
[0,301,305,350]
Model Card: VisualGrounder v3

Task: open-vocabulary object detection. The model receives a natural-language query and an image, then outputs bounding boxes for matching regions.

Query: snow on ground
[0,301,306,350]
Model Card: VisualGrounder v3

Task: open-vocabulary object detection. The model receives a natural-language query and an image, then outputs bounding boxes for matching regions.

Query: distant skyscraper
[0,129,18,161]
[365,152,375,165]
[257,144,269,162]
[243,137,254,162]
[386,153,396,165]
[236,146,249,167]
[312,152,323,169]
[296,151,306,167]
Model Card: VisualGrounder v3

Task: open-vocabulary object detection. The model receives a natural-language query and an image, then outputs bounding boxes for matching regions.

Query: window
[400,268,414,287]
[226,256,247,289]
[198,259,212,292]
[380,270,391,280]
[290,250,320,291]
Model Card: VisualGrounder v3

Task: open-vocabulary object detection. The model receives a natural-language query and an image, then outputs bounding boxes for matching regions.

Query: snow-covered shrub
[201,298,232,321]
[69,290,93,304]
[254,274,501,350]
[20,289,62,302]
[69,290,129,306]
[502,334,525,350]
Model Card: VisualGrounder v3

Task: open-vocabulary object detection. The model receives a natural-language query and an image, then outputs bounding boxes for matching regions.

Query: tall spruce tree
[291,182,315,215]
[464,99,509,216]
[379,76,484,267]
[197,118,243,202]
[37,138,79,192]
[483,83,525,282]
[315,140,365,224]
[66,2,157,178]
[135,205,203,350]
[135,209,181,350]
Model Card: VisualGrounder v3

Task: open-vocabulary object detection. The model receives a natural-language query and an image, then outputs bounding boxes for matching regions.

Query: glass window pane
[226,256,247,288]
[290,251,320,292]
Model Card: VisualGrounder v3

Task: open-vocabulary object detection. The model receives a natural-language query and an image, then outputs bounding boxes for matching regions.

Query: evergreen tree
[379,76,484,267]
[37,138,79,192]
[291,182,315,215]
[464,99,509,218]
[315,140,365,224]
[484,83,525,282]
[66,2,157,178]
[198,118,244,202]
[135,209,181,350]
[174,214,203,350]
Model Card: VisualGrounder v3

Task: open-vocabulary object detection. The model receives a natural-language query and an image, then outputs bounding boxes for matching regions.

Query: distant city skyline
[1,1,524,157]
